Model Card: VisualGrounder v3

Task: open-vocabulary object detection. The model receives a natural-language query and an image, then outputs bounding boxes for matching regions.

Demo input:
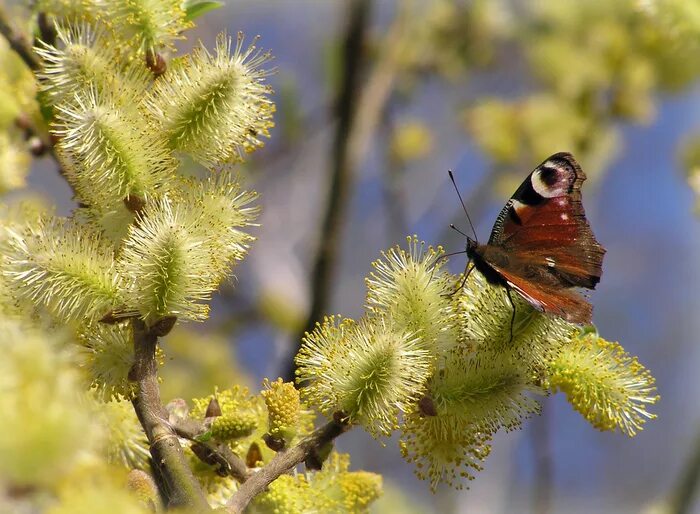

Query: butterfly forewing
[475,152,605,324]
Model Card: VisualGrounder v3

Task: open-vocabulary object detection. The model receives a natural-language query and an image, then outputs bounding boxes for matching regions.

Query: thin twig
[285,0,371,383]
[173,417,252,484]
[0,6,67,180]
[532,409,553,514]
[286,0,410,381]
[225,416,351,513]
[667,423,700,514]
[130,319,211,511]
[0,5,39,71]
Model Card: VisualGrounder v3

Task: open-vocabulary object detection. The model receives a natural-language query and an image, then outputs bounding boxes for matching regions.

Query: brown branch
[667,423,700,514]
[0,6,68,181]
[130,319,211,511]
[286,0,410,381]
[283,0,371,383]
[172,417,251,484]
[225,415,351,513]
[0,5,39,71]
[531,409,553,514]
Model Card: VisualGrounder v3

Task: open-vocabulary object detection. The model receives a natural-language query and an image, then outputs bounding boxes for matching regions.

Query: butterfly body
[464,152,605,325]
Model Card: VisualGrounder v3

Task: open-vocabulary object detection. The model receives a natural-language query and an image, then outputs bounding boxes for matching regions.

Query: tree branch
[225,415,351,513]
[666,423,700,514]
[172,417,251,484]
[283,0,371,382]
[130,319,211,511]
[532,409,553,514]
[0,6,68,180]
[286,0,410,381]
[0,5,39,71]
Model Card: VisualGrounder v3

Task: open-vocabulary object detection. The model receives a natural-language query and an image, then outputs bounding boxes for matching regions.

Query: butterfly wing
[487,152,605,290]
[484,259,593,324]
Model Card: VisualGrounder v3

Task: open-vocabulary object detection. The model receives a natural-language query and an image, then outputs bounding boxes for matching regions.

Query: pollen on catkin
[398,345,541,491]
[97,396,151,471]
[338,470,383,513]
[3,218,122,323]
[117,197,222,322]
[400,410,492,492]
[430,350,542,434]
[306,453,382,513]
[261,378,301,444]
[177,169,259,274]
[35,23,150,105]
[104,0,193,54]
[147,32,273,165]
[251,473,315,514]
[78,323,137,401]
[191,385,269,461]
[296,316,433,438]
[548,332,659,436]
[34,0,98,23]
[366,235,456,357]
[211,411,258,441]
[53,87,175,206]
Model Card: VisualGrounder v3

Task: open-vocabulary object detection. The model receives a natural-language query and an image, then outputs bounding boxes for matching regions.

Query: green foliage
[183,0,224,22]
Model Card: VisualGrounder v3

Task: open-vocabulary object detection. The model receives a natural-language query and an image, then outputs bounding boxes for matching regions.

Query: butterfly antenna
[448,170,478,243]
[449,224,469,239]
[433,248,468,267]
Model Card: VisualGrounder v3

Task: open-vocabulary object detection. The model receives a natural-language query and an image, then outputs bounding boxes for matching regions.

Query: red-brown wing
[488,152,605,289]
[491,262,593,324]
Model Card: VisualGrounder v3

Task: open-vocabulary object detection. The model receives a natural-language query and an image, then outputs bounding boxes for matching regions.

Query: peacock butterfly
[452,152,605,325]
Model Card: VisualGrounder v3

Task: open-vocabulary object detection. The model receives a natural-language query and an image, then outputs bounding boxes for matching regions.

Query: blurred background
[25,0,700,512]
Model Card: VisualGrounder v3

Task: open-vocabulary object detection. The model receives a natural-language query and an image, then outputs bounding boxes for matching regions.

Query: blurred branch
[532,409,553,514]
[0,5,39,71]
[130,319,210,510]
[0,6,67,181]
[284,0,371,380]
[379,103,408,239]
[667,424,700,514]
[225,414,350,513]
[286,0,410,380]
[253,101,328,172]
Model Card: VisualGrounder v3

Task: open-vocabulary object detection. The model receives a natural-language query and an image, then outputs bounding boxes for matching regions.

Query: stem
[0,6,68,180]
[284,0,371,382]
[130,319,210,510]
[286,0,409,381]
[173,417,251,484]
[225,416,351,513]
[0,5,39,71]
[668,424,700,514]
[532,409,553,514]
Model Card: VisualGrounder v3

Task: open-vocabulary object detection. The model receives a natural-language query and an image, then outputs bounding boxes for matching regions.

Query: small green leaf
[194,430,213,443]
[183,1,223,21]
[577,324,599,337]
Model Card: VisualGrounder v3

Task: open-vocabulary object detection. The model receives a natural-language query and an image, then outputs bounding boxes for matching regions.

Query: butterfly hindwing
[484,259,593,324]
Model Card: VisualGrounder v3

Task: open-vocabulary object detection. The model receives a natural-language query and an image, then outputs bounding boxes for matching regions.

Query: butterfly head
[465,236,478,258]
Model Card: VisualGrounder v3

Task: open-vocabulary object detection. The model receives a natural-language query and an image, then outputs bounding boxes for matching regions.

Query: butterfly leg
[454,261,474,294]
[505,286,516,343]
